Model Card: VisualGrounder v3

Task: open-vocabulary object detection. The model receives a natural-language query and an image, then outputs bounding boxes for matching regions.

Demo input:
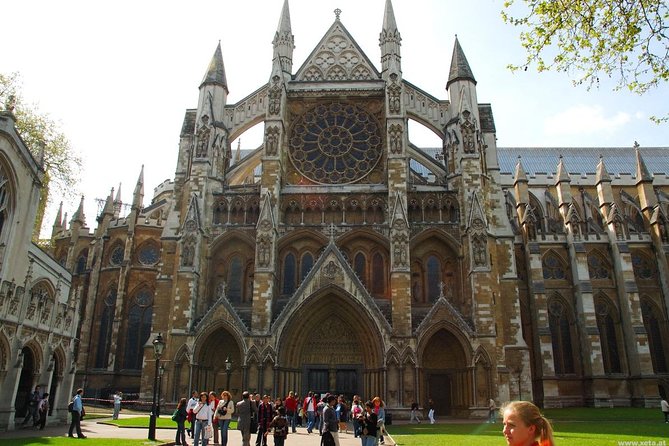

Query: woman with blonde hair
[502,401,555,446]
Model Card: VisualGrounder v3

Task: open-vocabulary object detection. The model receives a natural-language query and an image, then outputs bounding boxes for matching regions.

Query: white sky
[2,0,667,236]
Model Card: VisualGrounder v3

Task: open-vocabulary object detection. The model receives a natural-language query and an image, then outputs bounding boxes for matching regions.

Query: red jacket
[303,395,317,413]
[285,396,298,413]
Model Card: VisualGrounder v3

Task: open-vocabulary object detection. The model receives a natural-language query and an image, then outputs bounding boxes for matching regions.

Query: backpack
[273,417,287,437]
[68,401,74,412]
[172,409,180,422]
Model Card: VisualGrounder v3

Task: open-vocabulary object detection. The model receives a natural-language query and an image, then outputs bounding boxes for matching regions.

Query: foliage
[0,72,81,236]
[502,0,669,121]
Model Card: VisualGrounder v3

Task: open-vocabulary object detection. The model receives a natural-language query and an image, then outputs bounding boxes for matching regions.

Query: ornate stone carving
[257,235,271,268]
[323,260,340,279]
[472,234,487,267]
[265,126,280,156]
[392,232,408,268]
[389,124,403,154]
[194,115,211,158]
[268,76,282,116]
[387,74,401,114]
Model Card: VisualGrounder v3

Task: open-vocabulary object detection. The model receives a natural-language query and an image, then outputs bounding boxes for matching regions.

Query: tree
[502,0,669,121]
[1,72,81,239]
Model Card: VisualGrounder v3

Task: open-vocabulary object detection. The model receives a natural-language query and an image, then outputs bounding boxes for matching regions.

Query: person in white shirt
[187,391,199,438]
[661,398,669,423]
[193,392,213,446]
[113,391,122,420]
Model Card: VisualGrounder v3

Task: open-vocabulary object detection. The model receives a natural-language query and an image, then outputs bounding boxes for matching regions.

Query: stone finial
[334,8,342,20]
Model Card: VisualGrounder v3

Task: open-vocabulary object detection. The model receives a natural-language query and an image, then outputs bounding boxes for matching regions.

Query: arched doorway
[14,347,36,419]
[194,327,243,399]
[277,289,384,400]
[421,328,469,417]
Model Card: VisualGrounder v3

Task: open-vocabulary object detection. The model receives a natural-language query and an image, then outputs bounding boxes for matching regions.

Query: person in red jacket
[284,391,298,433]
[302,391,317,434]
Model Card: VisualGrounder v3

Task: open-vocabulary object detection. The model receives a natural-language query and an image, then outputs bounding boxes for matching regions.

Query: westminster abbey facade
[45,0,669,418]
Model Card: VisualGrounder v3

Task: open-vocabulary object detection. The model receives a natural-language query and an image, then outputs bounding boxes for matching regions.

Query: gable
[294,20,380,82]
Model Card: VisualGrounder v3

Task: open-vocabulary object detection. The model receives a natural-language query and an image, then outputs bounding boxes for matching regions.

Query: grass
[102,416,237,430]
[387,408,669,446]
[0,440,162,446]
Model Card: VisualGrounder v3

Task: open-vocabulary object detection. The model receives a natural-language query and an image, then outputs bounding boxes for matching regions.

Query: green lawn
[387,408,668,446]
[103,416,237,430]
[0,440,161,446]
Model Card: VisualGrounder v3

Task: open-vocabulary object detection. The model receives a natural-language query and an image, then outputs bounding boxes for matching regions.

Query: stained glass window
[641,299,668,373]
[548,299,575,374]
[595,299,622,374]
[542,253,566,280]
[426,256,441,301]
[110,245,124,266]
[123,289,153,370]
[632,253,655,280]
[138,244,159,266]
[587,254,610,279]
[289,103,383,184]
[96,287,117,368]
[354,253,366,287]
[228,256,243,302]
[372,253,385,295]
[301,252,314,282]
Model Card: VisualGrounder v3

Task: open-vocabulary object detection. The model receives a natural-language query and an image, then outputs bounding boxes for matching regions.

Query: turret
[113,183,122,218]
[635,143,657,213]
[272,0,295,80]
[70,195,87,229]
[446,37,479,124]
[380,0,401,78]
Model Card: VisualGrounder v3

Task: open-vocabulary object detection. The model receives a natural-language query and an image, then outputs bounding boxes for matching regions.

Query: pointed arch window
[595,297,622,374]
[641,299,668,373]
[632,253,656,280]
[354,253,367,287]
[548,298,575,375]
[282,253,296,296]
[300,252,314,282]
[228,256,243,302]
[371,253,385,296]
[95,286,117,368]
[109,245,124,267]
[587,253,611,279]
[542,253,567,280]
[123,288,153,370]
[426,255,441,301]
[75,250,88,274]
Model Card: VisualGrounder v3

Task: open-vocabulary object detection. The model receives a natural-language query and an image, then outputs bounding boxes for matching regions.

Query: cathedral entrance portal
[193,327,243,397]
[421,328,470,417]
[277,290,383,400]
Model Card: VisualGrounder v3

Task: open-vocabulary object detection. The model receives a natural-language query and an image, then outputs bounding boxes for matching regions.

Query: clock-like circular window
[138,244,159,266]
[289,102,383,184]
[109,245,124,266]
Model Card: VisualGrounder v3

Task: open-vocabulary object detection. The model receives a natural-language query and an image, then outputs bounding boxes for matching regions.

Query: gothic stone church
[51,0,669,416]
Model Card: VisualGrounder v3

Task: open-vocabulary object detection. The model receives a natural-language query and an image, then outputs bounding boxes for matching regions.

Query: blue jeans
[289,412,297,433]
[361,435,376,446]
[218,419,231,446]
[194,419,209,446]
[306,411,315,433]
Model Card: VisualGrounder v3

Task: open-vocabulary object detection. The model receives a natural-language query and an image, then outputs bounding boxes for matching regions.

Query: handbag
[171,409,179,422]
[250,415,258,434]
[204,423,213,439]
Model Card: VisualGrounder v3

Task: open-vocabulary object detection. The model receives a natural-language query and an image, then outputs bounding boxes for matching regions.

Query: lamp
[148,333,165,440]
[225,356,233,391]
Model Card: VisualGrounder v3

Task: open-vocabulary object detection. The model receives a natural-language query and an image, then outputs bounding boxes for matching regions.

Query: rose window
[289,103,383,184]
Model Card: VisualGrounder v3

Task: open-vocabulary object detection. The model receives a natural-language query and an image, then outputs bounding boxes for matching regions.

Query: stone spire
[556,155,570,184]
[200,41,228,92]
[596,155,611,184]
[132,165,144,211]
[71,195,86,226]
[514,156,528,184]
[234,139,241,163]
[51,201,64,237]
[635,142,652,184]
[380,0,402,77]
[102,188,115,216]
[113,183,122,218]
[446,36,476,89]
[272,0,295,77]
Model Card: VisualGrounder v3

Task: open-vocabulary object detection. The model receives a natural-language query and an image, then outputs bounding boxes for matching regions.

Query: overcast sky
[2,0,667,236]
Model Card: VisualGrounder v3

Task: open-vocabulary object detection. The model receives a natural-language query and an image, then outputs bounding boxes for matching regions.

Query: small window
[542,253,566,280]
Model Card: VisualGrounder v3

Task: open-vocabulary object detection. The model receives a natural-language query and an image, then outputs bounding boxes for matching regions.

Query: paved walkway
[0,415,399,445]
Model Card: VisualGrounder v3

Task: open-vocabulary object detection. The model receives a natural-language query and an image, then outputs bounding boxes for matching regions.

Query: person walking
[68,388,86,438]
[255,395,273,446]
[488,398,496,423]
[23,385,41,427]
[322,395,340,446]
[359,401,378,446]
[662,397,669,423]
[269,406,289,446]
[501,401,555,446]
[303,391,317,434]
[193,392,213,446]
[216,390,235,446]
[187,391,199,438]
[37,392,49,430]
[372,397,386,445]
[409,401,421,424]
[113,391,122,420]
[427,398,435,424]
[284,391,298,433]
[209,391,219,445]
[237,391,257,446]
[351,396,363,437]
[173,397,189,446]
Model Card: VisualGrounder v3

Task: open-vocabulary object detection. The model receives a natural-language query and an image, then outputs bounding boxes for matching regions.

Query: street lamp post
[157,365,165,417]
[225,356,232,391]
[148,333,165,441]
